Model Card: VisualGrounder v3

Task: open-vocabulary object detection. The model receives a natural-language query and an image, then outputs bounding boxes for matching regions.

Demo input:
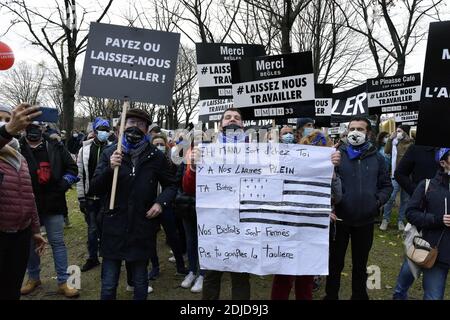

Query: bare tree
[292,0,368,87]
[243,0,312,53]
[171,46,199,128]
[336,0,444,77]
[0,60,47,106]
[1,0,114,133]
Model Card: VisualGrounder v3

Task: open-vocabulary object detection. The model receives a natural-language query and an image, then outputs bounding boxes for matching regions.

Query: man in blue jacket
[90,109,177,300]
[324,116,392,300]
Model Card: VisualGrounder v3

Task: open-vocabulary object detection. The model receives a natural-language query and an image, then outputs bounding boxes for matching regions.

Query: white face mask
[347,130,366,146]
[0,121,7,128]
[396,132,404,140]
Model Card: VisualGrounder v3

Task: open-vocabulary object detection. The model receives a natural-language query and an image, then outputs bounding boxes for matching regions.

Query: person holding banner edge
[187,110,341,299]
[90,108,177,300]
[271,128,342,300]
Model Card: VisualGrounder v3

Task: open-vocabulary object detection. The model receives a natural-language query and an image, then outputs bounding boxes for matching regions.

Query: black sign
[197,99,233,123]
[230,52,315,121]
[331,84,368,125]
[79,22,180,105]
[196,43,265,100]
[367,73,421,115]
[275,83,333,127]
[416,21,450,147]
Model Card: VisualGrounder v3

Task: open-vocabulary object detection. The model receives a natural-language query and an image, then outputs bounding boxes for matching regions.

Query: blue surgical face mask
[97,130,110,142]
[303,127,313,137]
[157,145,166,153]
[281,133,295,144]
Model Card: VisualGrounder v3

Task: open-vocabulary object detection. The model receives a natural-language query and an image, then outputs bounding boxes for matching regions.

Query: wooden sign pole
[109,99,129,210]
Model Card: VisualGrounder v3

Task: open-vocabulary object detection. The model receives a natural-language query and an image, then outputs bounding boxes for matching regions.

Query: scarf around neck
[122,135,149,166]
[217,131,247,144]
[346,142,371,160]
[0,144,22,171]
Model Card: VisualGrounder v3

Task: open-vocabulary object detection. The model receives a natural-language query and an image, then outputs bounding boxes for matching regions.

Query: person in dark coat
[19,121,79,298]
[90,109,177,300]
[405,148,450,300]
[324,116,392,300]
[391,144,440,300]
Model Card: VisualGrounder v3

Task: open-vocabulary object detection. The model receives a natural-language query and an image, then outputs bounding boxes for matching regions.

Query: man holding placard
[90,109,177,300]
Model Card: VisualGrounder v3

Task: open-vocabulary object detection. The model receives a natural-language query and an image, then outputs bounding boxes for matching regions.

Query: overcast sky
[1,1,449,84]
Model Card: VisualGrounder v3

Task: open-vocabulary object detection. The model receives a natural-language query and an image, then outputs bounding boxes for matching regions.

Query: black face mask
[26,126,43,142]
[124,126,145,145]
[222,123,242,132]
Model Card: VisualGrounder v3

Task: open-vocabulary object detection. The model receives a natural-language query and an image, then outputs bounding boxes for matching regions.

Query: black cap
[296,117,314,129]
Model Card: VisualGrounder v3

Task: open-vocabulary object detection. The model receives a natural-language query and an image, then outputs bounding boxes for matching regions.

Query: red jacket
[0,136,40,234]
[182,164,196,196]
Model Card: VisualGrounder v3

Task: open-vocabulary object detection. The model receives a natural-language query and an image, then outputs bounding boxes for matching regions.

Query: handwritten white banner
[196,143,334,275]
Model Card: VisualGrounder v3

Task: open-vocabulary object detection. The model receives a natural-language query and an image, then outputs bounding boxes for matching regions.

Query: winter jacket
[19,137,78,215]
[90,143,177,261]
[335,143,393,226]
[394,145,439,196]
[0,134,40,234]
[76,138,111,200]
[406,170,450,267]
[385,136,414,173]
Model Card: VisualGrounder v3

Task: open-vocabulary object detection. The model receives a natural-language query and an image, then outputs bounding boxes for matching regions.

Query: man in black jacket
[324,116,392,300]
[19,122,79,298]
[90,109,177,300]
[391,144,440,300]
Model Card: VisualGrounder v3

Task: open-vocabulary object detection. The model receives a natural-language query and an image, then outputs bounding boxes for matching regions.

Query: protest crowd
[1,3,450,303]
[0,103,449,301]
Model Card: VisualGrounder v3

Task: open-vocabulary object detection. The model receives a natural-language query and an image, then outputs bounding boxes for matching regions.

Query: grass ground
[21,189,450,300]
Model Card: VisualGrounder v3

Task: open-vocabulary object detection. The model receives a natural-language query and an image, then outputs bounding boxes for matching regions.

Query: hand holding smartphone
[32,106,59,123]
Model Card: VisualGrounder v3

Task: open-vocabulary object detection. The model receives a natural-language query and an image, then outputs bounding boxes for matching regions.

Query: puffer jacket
[0,136,40,233]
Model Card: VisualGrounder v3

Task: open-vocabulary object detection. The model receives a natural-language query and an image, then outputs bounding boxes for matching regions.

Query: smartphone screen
[33,107,59,123]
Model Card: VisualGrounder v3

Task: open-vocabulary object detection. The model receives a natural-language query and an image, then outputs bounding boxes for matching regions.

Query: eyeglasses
[154,143,165,147]
[126,119,147,128]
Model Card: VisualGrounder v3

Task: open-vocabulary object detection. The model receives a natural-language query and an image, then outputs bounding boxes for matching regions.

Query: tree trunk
[395,56,405,76]
[62,79,75,134]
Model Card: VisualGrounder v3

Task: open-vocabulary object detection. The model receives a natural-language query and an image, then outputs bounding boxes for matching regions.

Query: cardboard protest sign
[198,99,234,123]
[196,43,265,125]
[416,21,450,147]
[196,43,265,100]
[394,111,419,124]
[231,52,315,120]
[275,84,333,127]
[331,84,368,125]
[313,84,333,127]
[79,22,180,105]
[196,143,334,275]
[367,73,421,115]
